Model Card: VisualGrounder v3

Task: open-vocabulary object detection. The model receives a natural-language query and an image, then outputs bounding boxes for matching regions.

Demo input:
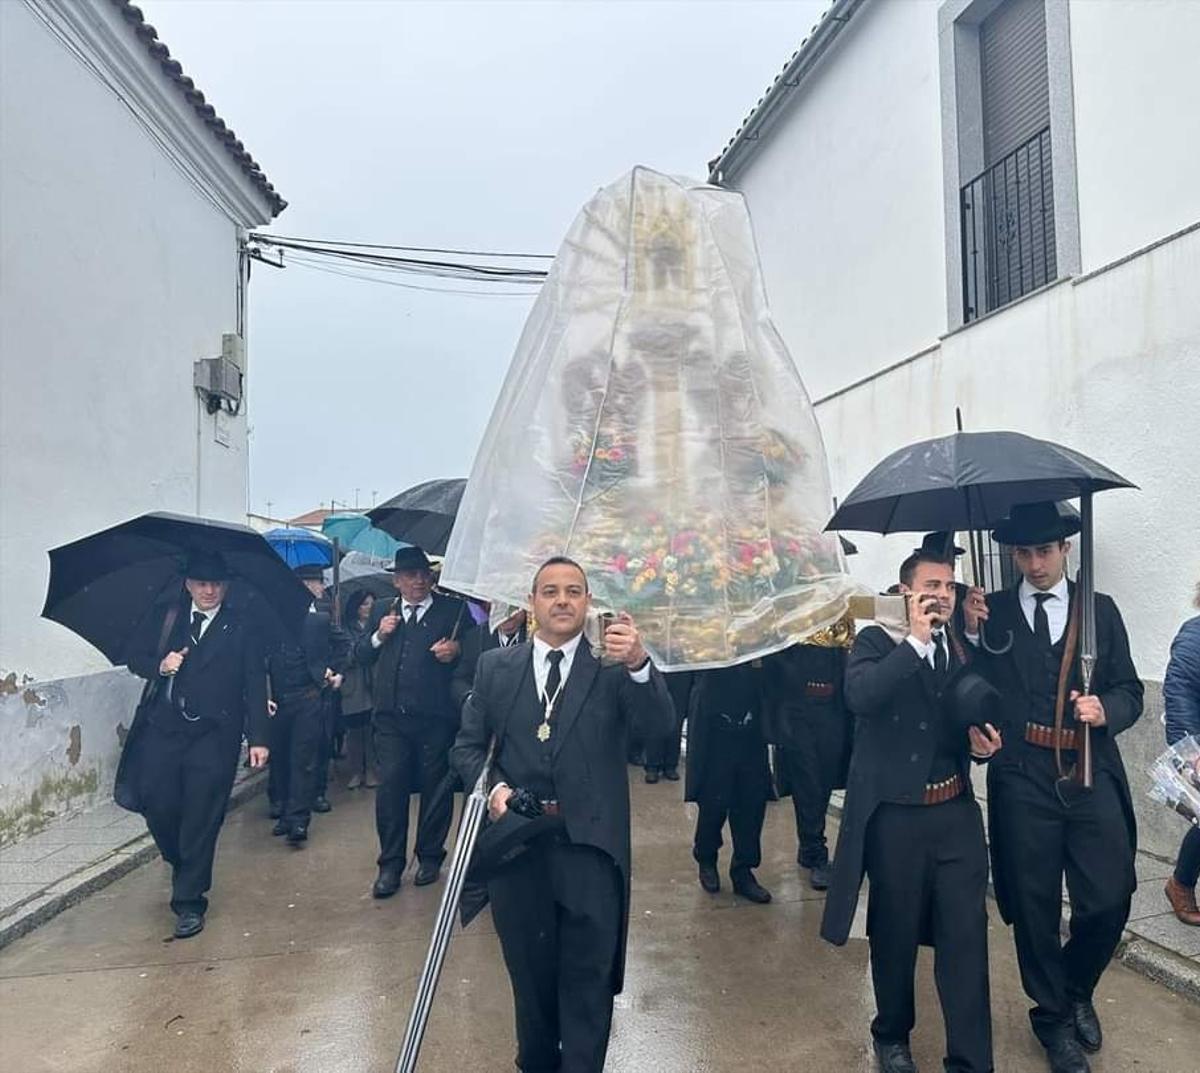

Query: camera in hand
[919,593,945,627]
[506,787,545,819]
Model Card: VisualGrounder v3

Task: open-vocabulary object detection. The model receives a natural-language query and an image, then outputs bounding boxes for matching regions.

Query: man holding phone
[822,546,1001,1073]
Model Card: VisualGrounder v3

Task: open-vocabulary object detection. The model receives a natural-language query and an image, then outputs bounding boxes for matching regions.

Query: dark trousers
[644,712,683,772]
[489,838,621,1073]
[865,796,993,1073]
[778,739,838,867]
[267,691,324,826]
[1175,825,1200,887]
[990,758,1134,1043]
[136,720,241,916]
[373,709,456,870]
[692,728,768,874]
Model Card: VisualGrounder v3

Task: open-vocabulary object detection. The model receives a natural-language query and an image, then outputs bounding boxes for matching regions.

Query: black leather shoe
[698,862,720,893]
[1044,1033,1090,1073]
[312,796,332,813]
[414,861,440,886]
[372,866,402,898]
[1072,1000,1102,1053]
[286,823,308,846]
[731,870,772,904]
[809,861,832,891]
[661,767,680,781]
[644,768,660,784]
[872,1040,917,1073]
[268,802,283,820]
[173,912,205,940]
[271,818,288,837]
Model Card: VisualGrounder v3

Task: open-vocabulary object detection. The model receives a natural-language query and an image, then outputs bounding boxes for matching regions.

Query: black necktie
[406,604,420,626]
[1033,592,1053,648]
[544,649,564,706]
[190,611,206,646]
[933,631,948,676]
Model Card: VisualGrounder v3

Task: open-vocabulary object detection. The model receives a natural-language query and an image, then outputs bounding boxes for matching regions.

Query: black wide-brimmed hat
[917,531,966,558]
[292,563,326,582]
[183,551,232,581]
[944,664,1003,731]
[991,501,1081,546]
[386,546,433,573]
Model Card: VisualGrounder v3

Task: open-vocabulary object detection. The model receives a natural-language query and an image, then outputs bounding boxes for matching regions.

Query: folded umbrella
[42,512,313,663]
[368,478,466,556]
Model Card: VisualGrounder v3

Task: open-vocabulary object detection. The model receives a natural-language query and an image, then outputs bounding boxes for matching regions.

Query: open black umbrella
[367,478,466,556]
[42,512,312,663]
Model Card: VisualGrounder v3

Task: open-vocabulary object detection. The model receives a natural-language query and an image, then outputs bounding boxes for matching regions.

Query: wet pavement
[1,777,1198,1073]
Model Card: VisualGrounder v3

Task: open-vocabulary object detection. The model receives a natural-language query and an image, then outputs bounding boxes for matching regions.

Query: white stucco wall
[0,1,250,683]
[733,0,947,402]
[0,0,276,837]
[1069,0,1200,272]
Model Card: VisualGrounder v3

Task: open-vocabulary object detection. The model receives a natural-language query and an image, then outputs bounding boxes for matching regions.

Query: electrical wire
[278,252,542,298]
[254,232,554,260]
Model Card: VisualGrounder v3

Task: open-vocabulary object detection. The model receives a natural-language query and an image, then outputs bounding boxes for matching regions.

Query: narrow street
[1,777,1197,1073]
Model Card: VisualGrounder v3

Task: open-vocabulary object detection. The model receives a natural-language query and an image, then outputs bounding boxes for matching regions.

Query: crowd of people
[112,501,1200,1073]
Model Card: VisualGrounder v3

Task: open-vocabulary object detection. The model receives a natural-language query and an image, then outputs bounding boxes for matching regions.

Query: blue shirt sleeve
[1164,616,1200,744]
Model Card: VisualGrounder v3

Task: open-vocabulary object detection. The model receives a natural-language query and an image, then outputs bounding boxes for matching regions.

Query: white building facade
[0,0,284,838]
[711,0,1200,856]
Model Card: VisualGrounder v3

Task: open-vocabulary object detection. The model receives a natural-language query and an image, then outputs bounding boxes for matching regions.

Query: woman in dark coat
[1163,583,1200,926]
[340,590,379,789]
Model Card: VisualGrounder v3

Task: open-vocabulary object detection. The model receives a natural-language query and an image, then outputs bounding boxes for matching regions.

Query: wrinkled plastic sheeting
[441,168,861,670]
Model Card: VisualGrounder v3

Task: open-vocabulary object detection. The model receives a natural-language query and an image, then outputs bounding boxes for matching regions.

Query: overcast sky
[145,0,827,520]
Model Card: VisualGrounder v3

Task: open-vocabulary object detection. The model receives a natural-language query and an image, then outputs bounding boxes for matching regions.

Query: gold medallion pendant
[536,722,552,742]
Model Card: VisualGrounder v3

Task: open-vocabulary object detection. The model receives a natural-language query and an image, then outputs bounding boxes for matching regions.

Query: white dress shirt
[1019,575,1070,643]
[189,603,221,642]
[372,594,434,647]
[905,628,948,670]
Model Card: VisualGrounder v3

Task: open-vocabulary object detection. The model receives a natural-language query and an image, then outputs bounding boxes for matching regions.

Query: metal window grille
[960,126,1056,322]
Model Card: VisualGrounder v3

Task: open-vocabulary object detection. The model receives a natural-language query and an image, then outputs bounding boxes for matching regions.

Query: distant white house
[710,0,1200,855]
[0,0,285,838]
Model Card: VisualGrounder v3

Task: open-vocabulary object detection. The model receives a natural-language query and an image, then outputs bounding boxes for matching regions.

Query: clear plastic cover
[442,168,860,670]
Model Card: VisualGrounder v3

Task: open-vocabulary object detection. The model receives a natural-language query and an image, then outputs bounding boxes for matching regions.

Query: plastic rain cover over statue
[441,168,861,671]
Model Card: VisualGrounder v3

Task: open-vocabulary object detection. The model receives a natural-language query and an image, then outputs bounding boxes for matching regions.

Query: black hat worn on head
[292,563,326,582]
[918,531,965,558]
[183,551,231,581]
[991,501,1081,546]
[387,546,433,573]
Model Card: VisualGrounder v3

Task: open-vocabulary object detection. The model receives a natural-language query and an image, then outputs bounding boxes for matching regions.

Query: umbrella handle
[978,621,1013,655]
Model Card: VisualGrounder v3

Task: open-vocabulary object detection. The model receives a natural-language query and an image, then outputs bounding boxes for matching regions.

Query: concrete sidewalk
[0,763,265,950]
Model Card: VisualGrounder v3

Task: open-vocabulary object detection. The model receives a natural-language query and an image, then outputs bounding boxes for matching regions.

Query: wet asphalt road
[1,775,1198,1073]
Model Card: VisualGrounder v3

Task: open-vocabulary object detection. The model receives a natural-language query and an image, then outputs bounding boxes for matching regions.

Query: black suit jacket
[683,665,773,804]
[355,592,468,721]
[975,582,1143,921]
[450,639,673,992]
[268,607,349,693]
[450,621,526,712]
[117,596,269,812]
[821,624,983,946]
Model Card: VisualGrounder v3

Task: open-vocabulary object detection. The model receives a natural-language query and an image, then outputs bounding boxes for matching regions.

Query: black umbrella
[42,512,312,664]
[367,478,466,556]
[825,429,1134,535]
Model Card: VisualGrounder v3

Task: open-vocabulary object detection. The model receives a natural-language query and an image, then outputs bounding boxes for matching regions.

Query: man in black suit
[451,556,672,1073]
[970,502,1143,1073]
[357,546,469,896]
[450,606,528,713]
[643,670,690,783]
[120,552,269,939]
[821,548,1002,1073]
[266,563,348,846]
[686,663,773,902]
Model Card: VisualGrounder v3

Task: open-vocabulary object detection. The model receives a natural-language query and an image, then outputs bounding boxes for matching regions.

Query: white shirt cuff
[627,660,652,683]
[488,782,510,807]
[964,632,980,647]
[371,630,384,649]
[904,634,932,660]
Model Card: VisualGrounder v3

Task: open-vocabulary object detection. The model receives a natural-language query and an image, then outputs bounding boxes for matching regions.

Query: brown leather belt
[805,681,835,699]
[922,774,965,806]
[541,800,561,817]
[1025,722,1080,751]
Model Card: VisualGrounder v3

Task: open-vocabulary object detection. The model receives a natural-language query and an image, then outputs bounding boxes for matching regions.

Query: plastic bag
[442,168,861,670]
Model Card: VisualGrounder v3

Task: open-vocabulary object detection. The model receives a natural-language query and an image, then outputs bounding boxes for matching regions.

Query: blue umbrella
[263,526,334,569]
[321,512,405,559]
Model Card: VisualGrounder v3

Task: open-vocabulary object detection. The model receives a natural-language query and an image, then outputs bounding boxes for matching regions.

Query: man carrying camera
[821,546,1002,1073]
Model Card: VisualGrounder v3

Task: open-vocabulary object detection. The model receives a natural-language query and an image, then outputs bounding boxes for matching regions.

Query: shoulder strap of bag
[140,603,182,705]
